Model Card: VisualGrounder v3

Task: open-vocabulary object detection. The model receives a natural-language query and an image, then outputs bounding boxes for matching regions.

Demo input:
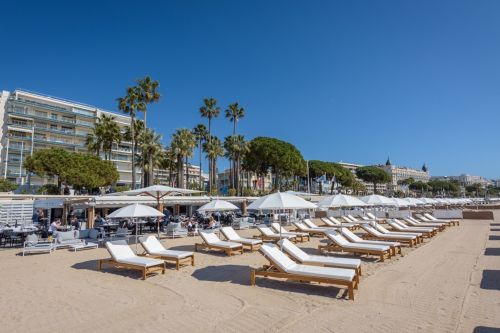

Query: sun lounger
[139,236,194,270]
[388,219,436,238]
[360,223,418,247]
[339,227,401,256]
[404,217,446,231]
[22,234,54,256]
[341,216,356,223]
[99,240,165,280]
[271,223,310,242]
[292,222,327,237]
[303,219,332,231]
[220,227,262,251]
[195,230,244,256]
[278,238,361,277]
[318,230,392,262]
[416,214,454,227]
[423,213,459,226]
[328,216,359,229]
[251,243,358,300]
[257,226,296,242]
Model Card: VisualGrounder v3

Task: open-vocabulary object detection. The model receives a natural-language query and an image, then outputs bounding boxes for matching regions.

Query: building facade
[432,174,491,188]
[155,163,209,190]
[217,168,273,194]
[337,161,388,194]
[380,159,430,190]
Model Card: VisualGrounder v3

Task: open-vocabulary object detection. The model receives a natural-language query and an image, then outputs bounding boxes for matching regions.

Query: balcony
[7,107,95,128]
[9,98,96,119]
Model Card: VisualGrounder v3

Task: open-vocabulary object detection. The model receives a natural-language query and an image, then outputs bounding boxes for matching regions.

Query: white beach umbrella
[390,197,411,207]
[285,190,319,197]
[107,203,164,253]
[419,198,438,205]
[197,199,239,212]
[360,194,394,206]
[317,194,367,208]
[405,198,425,206]
[247,192,317,210]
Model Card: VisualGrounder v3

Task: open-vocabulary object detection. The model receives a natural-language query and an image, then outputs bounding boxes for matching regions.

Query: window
[51,114,58,120]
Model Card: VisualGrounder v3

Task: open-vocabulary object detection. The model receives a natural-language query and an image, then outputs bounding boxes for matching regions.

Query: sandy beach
[1,213,499,333]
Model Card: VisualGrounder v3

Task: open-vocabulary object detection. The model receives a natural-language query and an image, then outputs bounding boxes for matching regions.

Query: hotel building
[379,158,430,190]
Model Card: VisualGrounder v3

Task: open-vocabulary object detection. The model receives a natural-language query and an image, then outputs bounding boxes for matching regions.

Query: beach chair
[22,234,55,256]
[361,223,418,247]
[278,238,362,277]
[404,217,446,231]
[195,230,243,256]
[303,219,332,231]
[220,227,262,251]
[339,227,401,256]
[139,236,194,270]
[251,243,358,300]
[423,213,459,226]
[328,216,359,229]
[99,240,165,280]
[415,214,454,227]
[388,219,436,238]
[292,222,327,237]
[318,230,392,262]
[271,223,310,242]
[256,226,296,242]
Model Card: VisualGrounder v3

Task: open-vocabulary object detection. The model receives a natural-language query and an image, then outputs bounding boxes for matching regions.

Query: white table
[68,242,98,252]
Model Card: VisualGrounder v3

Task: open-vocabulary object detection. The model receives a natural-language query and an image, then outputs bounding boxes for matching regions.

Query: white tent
[360,194,394,206]
[317,194,367,208]
[197,199,239,212]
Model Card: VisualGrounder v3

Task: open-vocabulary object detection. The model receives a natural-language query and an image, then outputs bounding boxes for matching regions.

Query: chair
[292,222,326,237]
[423,213,459,226]
[404,217,446,231]
[99,240,165,280]
[256,226,296,242]
[387,219,436,238]
[164,222,188,238]
[110,228,131,242]
[360,223,419,247]
[278,238,361,277]
[22,234,54,256]
[302,219,331,231]
[3,230,22,247]
[195,230,243,256]
[328,216,359,229]
[318,230,392,262]
[139,236,194,270]
[271,223,310,242]
[339,227,401,256]
[220,227,262,251]
[251,243,358,300]
[415,214,454,227]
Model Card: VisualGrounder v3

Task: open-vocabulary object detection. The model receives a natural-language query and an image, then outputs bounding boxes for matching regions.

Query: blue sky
[1,0,499,178]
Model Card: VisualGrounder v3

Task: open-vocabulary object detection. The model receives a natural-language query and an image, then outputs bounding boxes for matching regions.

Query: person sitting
[206,216,216,229]
[48,219,61,236]
[70,216,80,230]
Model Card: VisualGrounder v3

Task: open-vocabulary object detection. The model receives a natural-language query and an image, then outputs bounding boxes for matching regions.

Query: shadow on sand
[473,327,500,333]
[480,270,500,291]
[484,248,500,256]
[71,259,161,279]
[489,236,500,241]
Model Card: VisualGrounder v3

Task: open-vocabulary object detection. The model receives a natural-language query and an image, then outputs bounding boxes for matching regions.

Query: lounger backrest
[341,216,354,223]
[271,222,284,233]
[278,238,309,262]
[347,215,359,222]
[374,224,391,234]
[361,216,371,221]
[199,230,221,244]
[221,227,240,241]
[258,226,275,236]
[424,213,437,220]
[302,219,317,228]
[320,217,332,226]
[340,227,363,242]
[106,240,135,260]
[415,214,429,221]
[260,244,296,271]
[366,212,376,220]
[361,223,383,237]
[392,219,407,228]
[325,230,350,246]
[292,222,306,230]
[328,217,342,225]
[386,220,401,230]
[139,236,165,253]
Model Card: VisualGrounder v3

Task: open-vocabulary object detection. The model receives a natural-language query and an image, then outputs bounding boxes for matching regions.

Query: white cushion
[287,264,355,282]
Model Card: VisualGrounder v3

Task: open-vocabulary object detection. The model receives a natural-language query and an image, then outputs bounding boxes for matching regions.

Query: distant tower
[422,163,428,172]
[386,157,392,166]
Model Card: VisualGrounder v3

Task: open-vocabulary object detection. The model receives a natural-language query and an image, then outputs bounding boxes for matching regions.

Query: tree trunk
[199,141,202,190]
[185,156,189,189]
[149,154,154,187]
[58,179,63,195]
[208,119,212,193]
[130,116,136,189]
[177,156,184,188]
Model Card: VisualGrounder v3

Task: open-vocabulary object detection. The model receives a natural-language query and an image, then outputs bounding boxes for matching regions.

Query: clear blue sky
[1,0,499,178]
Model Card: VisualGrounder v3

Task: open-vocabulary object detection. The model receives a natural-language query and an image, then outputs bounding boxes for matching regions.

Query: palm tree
[85,132,102,157]
[199,98,220,191]
[135,76,161,128]
[123,119,145,187]
[203,135,224,195]
[99,114,122,160]
[224,135,237,190]
[224,135,248,195]
[225,102,245,135]
[157,148,176,185]
[192,124,208,190]
[171,129,196,188]
[117,87,140,188]
[139,128,163,187]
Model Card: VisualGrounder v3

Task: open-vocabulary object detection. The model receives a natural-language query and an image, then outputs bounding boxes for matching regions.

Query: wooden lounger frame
[391,226,436,238]
[98,258,165,280]
[363,233,419,247]
[292,227,326,237]
[318,242,391,262]
[251,256,358,300]
[255,232,297,243]
[144,253,195,270]
[194,242,243,256]
[219,229,262,252]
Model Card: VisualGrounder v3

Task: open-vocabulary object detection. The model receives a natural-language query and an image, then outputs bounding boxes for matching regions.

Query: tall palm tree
[192,124,208,190]
[225,102,245,135]
[117,87,140,188]
[123,119,145,187]
[223,135,237,190]
[224,135,248,195]
[199,98,220,191]
[203,135,224,195]
[171,129,196,189]
[139,128,163,187]
[99,114,122,160]
[85,132,102,157]
[135,76,161,128]
[157,148,176,186]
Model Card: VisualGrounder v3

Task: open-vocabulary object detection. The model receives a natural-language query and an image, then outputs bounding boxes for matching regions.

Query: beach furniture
[55,230,84,249]
[292,222,327,237]
[195,230,244,256]
[165,222,189,238]
[303,219,333,231]
[404,217,446,231]
[327,216,359,229]
[99,240,165,280]
[251,243,358,300]
[22,234,54,256]
[339,227,401,256]
[278,238,362,277]
[415,214,455,227]
[220,227,262,251]
[423,213,459,226]
[139,236,194,269]
[271,223,310,242]
[388,219,436,237]
[256,226,296,242]
[319,230,392,261]
[361,223,419,247]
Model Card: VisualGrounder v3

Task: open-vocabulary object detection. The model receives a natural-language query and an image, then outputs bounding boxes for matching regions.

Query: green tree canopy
[308,160,354,188]
[355,166,391,194]
[398,177,415,186]
[0,179,19,192]
[427,179,460,195]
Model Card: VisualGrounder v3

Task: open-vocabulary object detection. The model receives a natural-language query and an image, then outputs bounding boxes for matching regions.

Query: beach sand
[1,213,499,333]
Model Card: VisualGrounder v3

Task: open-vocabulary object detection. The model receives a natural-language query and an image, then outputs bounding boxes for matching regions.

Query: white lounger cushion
[200,231,242,248]
[389,220,434,233]
[258,226,294,239]
[362,224,417,240]
[324,230,390,251]
[271,223,308,237]
[140,236,194,258]
[340,228,401,247]
[105,240,164,267]
[278,239,360,270]
[423,213,453,223]
[260,244,355,281]
[221,227,262,245]
[293,222,323,233]
[407,217,444,227]
[302,219,329,230]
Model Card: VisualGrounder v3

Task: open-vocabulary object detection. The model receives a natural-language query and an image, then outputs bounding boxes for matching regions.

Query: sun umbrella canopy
[119,185,203,197]
[247,192,317,210]
[107,203,165,219]
[197,199,239,212]
[317,194,367,208]
[405,198,425,205]
[285,190,318,196]
[361,194,394,206]
[419,198,438,205]
[389,197,411,207]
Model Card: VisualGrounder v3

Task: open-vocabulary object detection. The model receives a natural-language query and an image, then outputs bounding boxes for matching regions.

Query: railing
[8,107,95,127]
